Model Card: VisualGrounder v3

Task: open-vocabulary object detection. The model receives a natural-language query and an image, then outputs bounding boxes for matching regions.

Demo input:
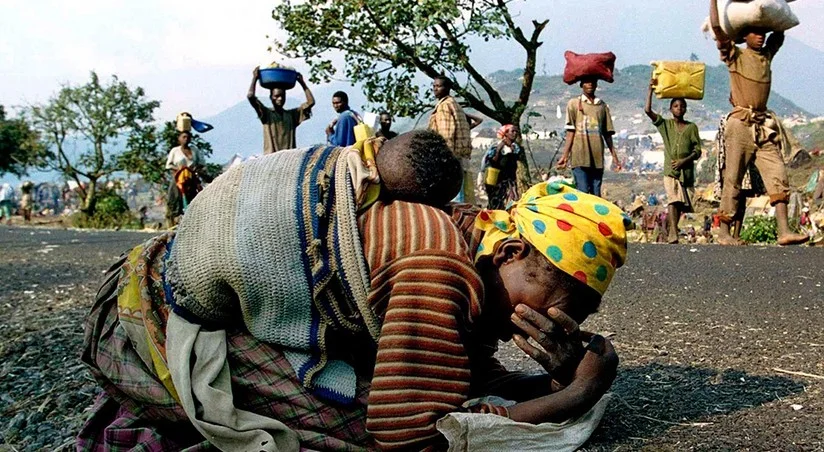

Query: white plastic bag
[702,0,799,40]
[436,394,612,452]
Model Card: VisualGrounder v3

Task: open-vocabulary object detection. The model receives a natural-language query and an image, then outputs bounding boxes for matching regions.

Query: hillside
[488,64,811,135]
[792,121,824,152]
[199,64,812,163]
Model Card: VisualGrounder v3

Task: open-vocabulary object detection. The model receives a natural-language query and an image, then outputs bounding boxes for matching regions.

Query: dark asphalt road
[0,226,822,450]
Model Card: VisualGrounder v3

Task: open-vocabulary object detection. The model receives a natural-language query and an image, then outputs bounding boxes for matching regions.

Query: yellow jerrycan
[353,123,375,161]
[484,167,500,186]
[651,61,706,100]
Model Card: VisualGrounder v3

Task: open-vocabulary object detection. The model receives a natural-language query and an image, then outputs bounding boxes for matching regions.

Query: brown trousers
[719,117,790,222]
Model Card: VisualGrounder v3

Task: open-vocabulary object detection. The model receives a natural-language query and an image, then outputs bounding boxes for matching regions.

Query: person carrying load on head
[708,0,807,245]
[165,128,206,227]
[556,52,622,197]
[248,64,315,154]
[645,77,702,244]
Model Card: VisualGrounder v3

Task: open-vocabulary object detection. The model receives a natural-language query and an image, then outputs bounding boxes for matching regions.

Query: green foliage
[95,189,129,217]
[118,121,216,187]
[740,215,778,244]
[27,72,160,214]
[70,190,139,230]
[274,0,548,125]
[697,152,718,184]
[0,105,51,177]
[791,122,824,151]
[201,162,224,182]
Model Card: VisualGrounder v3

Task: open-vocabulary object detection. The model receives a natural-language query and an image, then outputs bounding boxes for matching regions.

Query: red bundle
[563,51,617,85]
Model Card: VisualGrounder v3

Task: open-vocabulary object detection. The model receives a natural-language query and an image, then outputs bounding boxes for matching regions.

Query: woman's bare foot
[777,232,809,246]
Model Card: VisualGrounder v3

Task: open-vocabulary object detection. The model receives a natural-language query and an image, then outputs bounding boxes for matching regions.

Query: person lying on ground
[645,82,701,244]
[78,136,628,450]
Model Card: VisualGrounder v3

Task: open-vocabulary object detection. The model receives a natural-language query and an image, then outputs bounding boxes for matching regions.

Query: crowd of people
[0,180,80,225]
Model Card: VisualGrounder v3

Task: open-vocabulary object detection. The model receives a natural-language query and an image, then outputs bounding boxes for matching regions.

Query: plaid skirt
[77,235,374,451]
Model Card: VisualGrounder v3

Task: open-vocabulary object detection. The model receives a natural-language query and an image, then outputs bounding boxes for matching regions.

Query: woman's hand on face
[511,304,585,386]
[570,332,618,394]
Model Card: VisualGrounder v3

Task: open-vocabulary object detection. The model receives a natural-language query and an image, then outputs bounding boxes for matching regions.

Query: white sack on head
[701,0,799,41]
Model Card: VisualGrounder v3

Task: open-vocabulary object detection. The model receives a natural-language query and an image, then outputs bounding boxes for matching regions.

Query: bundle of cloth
[563,51,616,85]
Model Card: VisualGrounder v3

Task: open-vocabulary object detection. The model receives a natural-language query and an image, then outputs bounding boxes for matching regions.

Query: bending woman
[79,131,628,451]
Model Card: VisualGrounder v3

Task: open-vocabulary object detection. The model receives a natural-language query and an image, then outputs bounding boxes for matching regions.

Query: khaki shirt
[260,106,309,154]
[565,95,615,169]
[720,33,783,117]
[250,95,311,154]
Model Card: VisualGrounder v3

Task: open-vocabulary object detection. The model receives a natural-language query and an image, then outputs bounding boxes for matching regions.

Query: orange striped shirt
[359,201,507,450]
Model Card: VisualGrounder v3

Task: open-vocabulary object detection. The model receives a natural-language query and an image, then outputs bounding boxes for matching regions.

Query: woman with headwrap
[165,130,205,227]
[483,124,525,210]
[79,141,630,452]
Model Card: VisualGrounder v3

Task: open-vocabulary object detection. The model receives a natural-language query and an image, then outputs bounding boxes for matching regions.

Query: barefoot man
[709,0,807,245]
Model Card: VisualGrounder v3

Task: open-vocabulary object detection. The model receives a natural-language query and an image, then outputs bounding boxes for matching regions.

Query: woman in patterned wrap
[78,130,627,451]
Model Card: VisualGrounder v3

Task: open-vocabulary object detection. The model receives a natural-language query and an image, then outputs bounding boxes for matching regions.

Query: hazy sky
[1,0,822,119]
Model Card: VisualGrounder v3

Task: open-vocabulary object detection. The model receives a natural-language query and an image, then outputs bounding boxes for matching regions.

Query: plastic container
[485,167,501,186]
[176,113,192,132]
[259,68,298,90]
[563,51,616,85]
[354,123,373,143]
[651,61,706,100]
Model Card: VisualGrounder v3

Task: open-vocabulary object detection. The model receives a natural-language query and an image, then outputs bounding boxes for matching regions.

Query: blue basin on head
[259,68,297,90]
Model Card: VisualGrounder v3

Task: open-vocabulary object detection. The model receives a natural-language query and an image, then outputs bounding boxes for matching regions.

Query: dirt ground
[0,225,822,451]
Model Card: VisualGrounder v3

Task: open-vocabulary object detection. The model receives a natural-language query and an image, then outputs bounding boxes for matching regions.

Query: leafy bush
[740,215,778,244]
[95,191,129,216]
[71,191,140,230]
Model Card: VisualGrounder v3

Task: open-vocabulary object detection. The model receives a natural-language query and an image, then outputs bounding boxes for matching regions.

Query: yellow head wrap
[475,181,629,295]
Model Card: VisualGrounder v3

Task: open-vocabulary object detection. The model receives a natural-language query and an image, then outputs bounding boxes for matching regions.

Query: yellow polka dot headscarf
[475,181,629,295]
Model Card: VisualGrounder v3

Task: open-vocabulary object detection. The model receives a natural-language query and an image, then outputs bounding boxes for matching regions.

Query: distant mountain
[487,63,811,135]
[201,63,812,163]
[771,37,824,116]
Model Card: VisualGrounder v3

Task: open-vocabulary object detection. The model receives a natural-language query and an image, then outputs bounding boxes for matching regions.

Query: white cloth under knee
[167,312,300,452]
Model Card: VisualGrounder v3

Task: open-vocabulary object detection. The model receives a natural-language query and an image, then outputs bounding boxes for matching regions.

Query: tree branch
[436,21,509,114]
[517,20,548,110]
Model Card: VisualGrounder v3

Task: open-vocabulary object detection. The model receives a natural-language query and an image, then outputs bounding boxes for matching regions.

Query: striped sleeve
[365,250,485,450]
[359,201,500,449]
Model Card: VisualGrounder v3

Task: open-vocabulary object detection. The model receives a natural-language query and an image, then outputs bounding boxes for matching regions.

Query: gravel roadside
[1,226,822,451]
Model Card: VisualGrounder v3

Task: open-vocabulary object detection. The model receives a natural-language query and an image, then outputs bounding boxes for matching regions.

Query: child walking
[644,81,701,244]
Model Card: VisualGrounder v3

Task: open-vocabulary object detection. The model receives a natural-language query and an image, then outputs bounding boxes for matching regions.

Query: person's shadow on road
[584,363,805,450]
